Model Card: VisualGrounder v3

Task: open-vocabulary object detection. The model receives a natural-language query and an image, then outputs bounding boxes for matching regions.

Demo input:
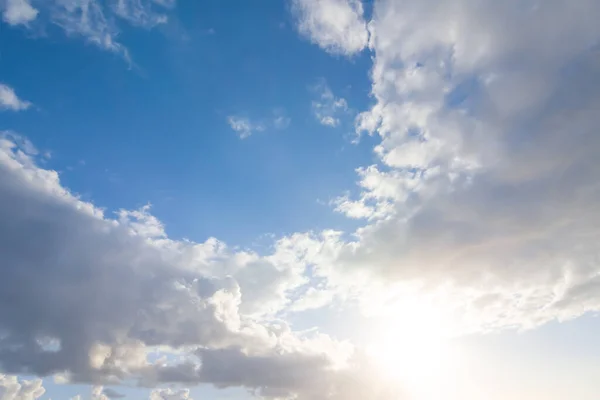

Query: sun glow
[366,300,460,398]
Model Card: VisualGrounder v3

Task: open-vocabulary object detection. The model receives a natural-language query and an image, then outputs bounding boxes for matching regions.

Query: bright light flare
[366,300,461,398]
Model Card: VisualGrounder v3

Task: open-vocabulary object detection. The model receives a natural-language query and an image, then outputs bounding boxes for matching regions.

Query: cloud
[0,132,394,399]
[227,116,265,139]
[311,80,348,127]
[227,111,290,138]
[0,84,32,111]
[0,375,45,400]
[91,386,109,400]
[313,0,600,332]
[149,388,191,400]
[1,0,176,60]
[272,113,291,130]
[289,287,334,312]
[50,0,130,58]
[112,0,172,27]
[291,0,369,55]
[100,387,125,398]
[1,0,38,25]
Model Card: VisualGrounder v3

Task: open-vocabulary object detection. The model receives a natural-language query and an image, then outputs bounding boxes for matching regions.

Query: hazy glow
[367,300,459,398]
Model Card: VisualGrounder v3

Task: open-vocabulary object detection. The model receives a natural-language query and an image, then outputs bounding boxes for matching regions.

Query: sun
[366,300,460,398]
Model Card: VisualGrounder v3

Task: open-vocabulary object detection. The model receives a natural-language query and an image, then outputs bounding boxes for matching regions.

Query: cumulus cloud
[0,375,45,400]
[0,84,31,111]
[317,0,600,332]
[311,80,348,127]
[291,0,369,55]
[1,0,38,25]
[0,133,392,399]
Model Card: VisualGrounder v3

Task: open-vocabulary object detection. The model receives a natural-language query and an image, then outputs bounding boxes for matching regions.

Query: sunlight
[366,300,460,398]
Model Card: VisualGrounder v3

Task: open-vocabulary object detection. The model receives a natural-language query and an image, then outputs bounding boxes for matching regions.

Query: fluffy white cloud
[1,0,38,25]
[314,0,600,332]
[0,375,45,400]
[311,80,348,127]
[291,0,368,55]
[0,133,394,399]
[0,84,31,111]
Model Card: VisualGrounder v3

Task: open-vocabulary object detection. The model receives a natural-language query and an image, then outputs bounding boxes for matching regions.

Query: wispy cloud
[311,80,348,127]
[227,116,265,139]
[227,109,291,139]
[1,0,176,62]
[0,83,32,111]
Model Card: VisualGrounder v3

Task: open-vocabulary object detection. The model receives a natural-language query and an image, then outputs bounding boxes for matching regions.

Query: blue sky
[1,0,600,400]
[1,0,376,247]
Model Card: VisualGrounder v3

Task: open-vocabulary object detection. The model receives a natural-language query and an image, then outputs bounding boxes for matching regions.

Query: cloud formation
[3,0,600,398]
[1,0,175,59]
[1,0,37,25]
[0,375,45,400]
[227,116,265,139]
[0,133,391,399]
[0,84,31,112]
[320,0,600,331]
[311,80,348,127]
[227,111,290,139]
[291,0,369,55]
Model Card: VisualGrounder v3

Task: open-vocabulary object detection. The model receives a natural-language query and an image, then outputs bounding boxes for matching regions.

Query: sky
[0,0,599,399]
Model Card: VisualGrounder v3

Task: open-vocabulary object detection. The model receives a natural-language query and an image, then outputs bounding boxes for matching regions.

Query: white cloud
[290,287,335,312]
[311,80,348,127]
[0,375,45,400]
[149,388,191,400]
[227,116,265,139]
[1,0,177,60]
[91,386,109,400]
[51,0,129,58]
[227,110,290,139]
[0,133,396,399]
[314,0,600,333]
[3,0,600,397]
[291,0,369,55]
[1,0,38,25]
[112,0,172,27]
[0,84,32,111]
[273,115,291,130]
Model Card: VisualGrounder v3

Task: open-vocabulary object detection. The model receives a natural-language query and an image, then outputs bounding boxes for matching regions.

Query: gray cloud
[101,387,125,398]
[0,134,378,398]
[319,0,600,331]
